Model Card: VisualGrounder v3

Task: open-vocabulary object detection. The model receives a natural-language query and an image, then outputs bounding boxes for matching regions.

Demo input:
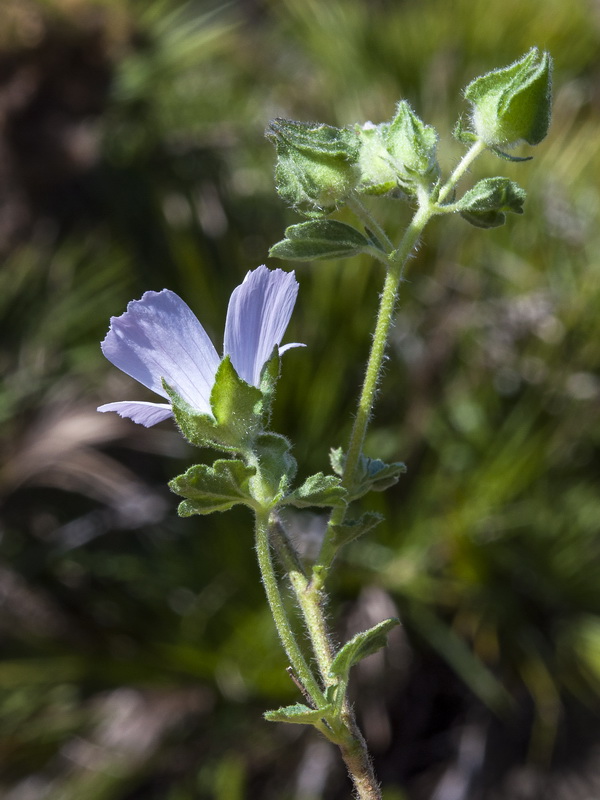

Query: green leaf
[329,449,406,500]
[264,702,333,725]
[460,209,507,229]
[455,177,526,229]
[360,457,407,494]
[169,459,256,516]
[329,618,400,681]
[269,220,372,262]
[164,358,267,452]
[284,472,347,509]
[330,512,384,548]
[335,450,407,500]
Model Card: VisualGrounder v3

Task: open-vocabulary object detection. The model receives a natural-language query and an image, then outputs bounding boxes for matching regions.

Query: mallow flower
[98,265,301,428]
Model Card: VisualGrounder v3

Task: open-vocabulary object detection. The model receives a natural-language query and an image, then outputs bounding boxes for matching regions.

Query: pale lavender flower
[98,266,301,427]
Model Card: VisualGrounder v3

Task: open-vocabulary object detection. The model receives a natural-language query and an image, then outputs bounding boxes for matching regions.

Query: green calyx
[384,101,440,190]
[355,122,400,196]
[266,118,361,216]
[463,47,552,149]
[165,356,265,453]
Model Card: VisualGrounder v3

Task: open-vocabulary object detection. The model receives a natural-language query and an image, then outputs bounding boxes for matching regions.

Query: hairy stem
[270,518,381,800]
[313,202,431,585]
[314,143,488,585]
[254,508,326,707]
[437,139,486,205]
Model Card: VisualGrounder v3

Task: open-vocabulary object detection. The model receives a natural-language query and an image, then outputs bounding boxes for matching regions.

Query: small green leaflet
[264,702,333,725]
[269,220,373,262]
[284,472,347,509]
[329,618,400,682]
[330,512,384,548]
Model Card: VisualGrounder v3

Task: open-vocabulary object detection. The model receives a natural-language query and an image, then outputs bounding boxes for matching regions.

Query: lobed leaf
[169,459,256,516]
[284,472,347,509]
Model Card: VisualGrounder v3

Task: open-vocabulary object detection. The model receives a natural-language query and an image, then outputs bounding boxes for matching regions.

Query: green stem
[254,508,326,707]
[313,202,431,584]
[314,143,488,585]
[271,517,335,683]
[270,518,381,800]
[437,139,486,205]
[347,194,394,253]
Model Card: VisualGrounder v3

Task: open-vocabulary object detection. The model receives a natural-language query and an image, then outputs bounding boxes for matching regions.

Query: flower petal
[101,290,220,413]
[223,266,300,386]
[98,401,173,427]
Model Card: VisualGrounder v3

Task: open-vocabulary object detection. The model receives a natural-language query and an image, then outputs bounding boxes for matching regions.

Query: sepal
[258,350,281,425]
[355,122,399,196]
[452,117,479,146]
[164,357,266,452]
[488,147,532,163]
[210,356,264,440]
[456,177,526,229]
[164,382,238,453]
[328,618,400,682]
[264,702,333,725]
[284,472,347,509]
[269,220,374,262]
[169,459,257,516]
[385,101,440,191]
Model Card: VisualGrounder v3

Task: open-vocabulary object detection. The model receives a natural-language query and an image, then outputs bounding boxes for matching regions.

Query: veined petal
[98,401,173,427]
[223,265,300,386]
[101,290,220,413]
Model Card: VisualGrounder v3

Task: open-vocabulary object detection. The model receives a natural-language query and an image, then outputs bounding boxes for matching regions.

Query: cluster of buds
[267,48,552,217]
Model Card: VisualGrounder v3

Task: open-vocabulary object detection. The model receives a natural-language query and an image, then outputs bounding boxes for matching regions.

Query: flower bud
[464,48,552,148]
[266,118,361,216]
[355,104,440,199]
[384,101,440,189]
[355,122,399,196]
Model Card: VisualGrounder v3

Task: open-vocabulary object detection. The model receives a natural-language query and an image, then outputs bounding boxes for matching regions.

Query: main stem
[315,143,487,580]
[270,518,382,800]
[259,143,488,796]
[314,202,432,581]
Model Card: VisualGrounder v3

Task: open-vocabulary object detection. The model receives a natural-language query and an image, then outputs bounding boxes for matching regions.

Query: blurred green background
[0,0,599,798]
